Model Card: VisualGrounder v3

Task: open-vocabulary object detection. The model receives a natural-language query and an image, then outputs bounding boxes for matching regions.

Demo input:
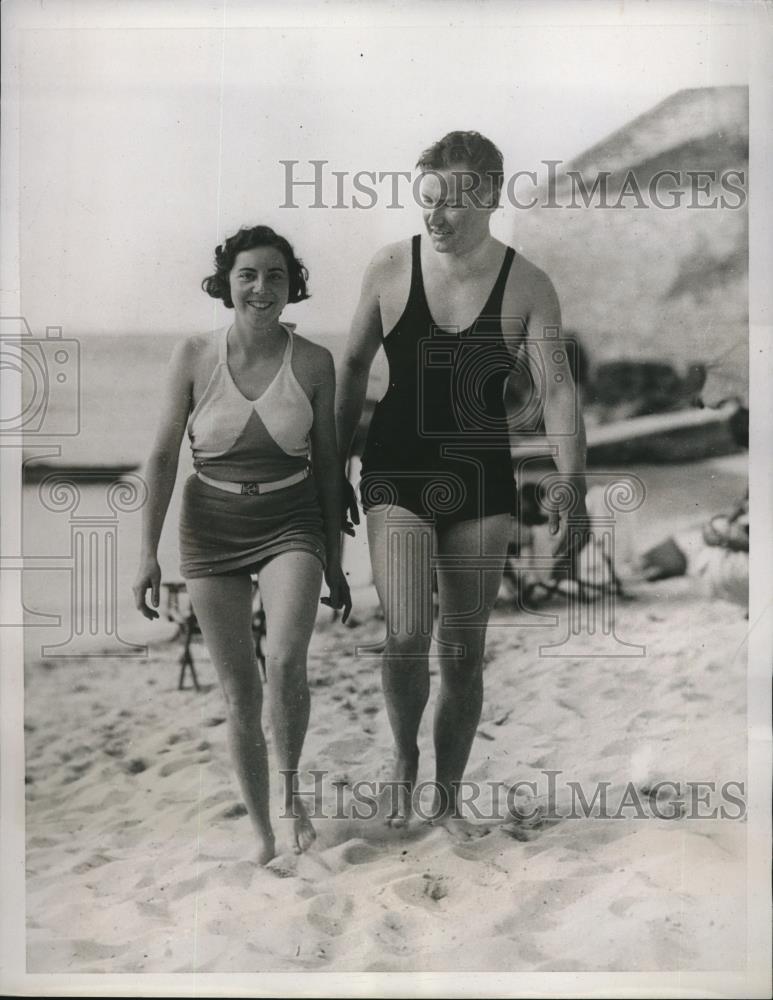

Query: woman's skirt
[179,473,326,579]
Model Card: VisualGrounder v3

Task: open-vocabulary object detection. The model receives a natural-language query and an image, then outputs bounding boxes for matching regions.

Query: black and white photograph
[1,0,771,996]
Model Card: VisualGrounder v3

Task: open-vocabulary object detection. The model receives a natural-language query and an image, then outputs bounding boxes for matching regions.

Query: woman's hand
[342,475,360,538]
[133,556,162,620]
[321,561,352,624]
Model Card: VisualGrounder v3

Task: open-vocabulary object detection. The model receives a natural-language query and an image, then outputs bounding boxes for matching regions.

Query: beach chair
[162,580,267,691]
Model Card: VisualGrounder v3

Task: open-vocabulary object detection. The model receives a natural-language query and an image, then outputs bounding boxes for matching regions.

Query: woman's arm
[133,338,195,619]
[309,346,351,621]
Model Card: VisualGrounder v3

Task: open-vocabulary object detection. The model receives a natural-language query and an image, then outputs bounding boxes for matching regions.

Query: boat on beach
[22,461,140,484]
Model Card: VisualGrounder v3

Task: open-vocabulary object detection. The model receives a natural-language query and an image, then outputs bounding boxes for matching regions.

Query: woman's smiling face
[228,247,290,329]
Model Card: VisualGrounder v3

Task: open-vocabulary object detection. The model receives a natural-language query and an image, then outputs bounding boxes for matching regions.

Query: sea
[26,330,378,468]
[13,332,747,665]
[15,330,384,662]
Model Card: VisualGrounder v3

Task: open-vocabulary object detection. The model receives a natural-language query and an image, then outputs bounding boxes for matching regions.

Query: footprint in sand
[28,835,58,849]
[108,817,142,831]
[169,872,210,901]
[306,893,354,936]
[387,873,449,910]
[526,753,555,769]
[61,760,94,784]
[266,854,299,879]
[341,841,380,865]
[609,895,638,917]
[180,790,234,822]
[322,736,373,765]
[71,852,115,875]
[204,716,226,728]
[220,802,248,820]
[450,839,498,863]
[136,898,172,922]
[499,804,560,844]
[123,758,148,775]
[323,838,381,871]
[219,859,262,889]
[158,754,211,778]
[167,730,193,745]
[537,958,587,972]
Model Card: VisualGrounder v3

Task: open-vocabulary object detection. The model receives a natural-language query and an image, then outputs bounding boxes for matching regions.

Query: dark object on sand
[519,480,550,527]
[163,581,267,690]
[702,492,749,553]
[727,404,749,449]
[584,400,742,464]
[23,462,139,484]
[638,537,689,582]
[589,359,707,420]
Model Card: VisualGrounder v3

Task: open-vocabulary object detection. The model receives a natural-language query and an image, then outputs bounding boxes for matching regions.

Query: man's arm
[335,253,384,468]
[525,272,587,533]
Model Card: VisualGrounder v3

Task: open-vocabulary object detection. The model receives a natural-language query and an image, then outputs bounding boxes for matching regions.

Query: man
[336,131,586,834]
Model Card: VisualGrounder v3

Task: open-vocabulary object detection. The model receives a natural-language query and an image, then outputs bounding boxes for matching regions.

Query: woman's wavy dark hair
[201,225,310,306]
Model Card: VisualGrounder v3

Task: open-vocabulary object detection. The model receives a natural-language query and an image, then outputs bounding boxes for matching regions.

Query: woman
[133,225,350,864]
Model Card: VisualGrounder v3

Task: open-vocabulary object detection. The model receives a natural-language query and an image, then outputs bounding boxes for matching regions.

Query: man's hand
[548,489,589,581]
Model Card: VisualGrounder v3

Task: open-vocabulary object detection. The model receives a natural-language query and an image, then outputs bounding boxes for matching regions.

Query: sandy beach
[24,455,751,976]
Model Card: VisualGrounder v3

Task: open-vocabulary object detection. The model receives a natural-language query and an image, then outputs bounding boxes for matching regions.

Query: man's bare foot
[425,787,490,840]
[429,813,491,841]
[385,751,419,828]
[290,799,317,854]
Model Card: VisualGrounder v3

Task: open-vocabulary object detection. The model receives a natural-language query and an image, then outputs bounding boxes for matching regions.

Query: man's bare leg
[431,513,511,837]
[367,506,434,826]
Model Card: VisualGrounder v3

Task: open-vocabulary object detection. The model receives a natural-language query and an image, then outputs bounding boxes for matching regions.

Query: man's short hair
[416,131,504,206]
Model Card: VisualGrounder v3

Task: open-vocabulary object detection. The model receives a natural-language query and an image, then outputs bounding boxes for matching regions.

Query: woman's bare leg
[367,506,434,826]
[256,550,324,853]
[187,574,275,863]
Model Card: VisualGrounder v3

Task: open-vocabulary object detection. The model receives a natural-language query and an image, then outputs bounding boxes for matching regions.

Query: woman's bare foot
[256,832,277,865]
[385,751,419,828]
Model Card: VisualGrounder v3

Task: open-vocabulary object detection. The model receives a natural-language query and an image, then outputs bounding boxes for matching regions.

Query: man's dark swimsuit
[360,234,522,528]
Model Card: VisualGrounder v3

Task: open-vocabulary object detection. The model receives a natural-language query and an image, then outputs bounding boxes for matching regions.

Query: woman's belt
[197,467,309,496]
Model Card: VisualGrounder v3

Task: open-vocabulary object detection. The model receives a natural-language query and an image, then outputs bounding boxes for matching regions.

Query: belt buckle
[241,482,262,496]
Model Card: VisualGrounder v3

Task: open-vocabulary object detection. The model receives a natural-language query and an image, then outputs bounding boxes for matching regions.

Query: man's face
[419,166,497,254]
